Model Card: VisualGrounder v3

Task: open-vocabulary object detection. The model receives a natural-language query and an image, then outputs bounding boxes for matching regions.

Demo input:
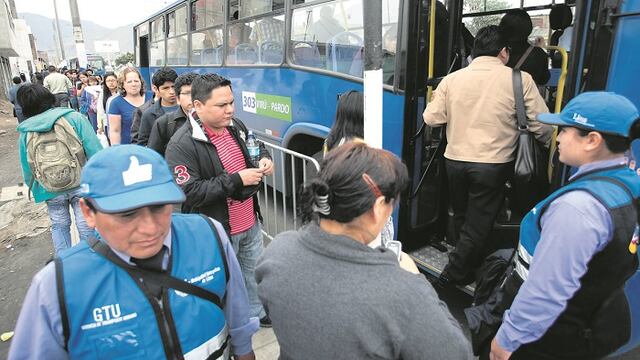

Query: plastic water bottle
[246,130,260,167]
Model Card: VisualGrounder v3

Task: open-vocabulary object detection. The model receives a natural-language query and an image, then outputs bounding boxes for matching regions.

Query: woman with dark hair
[256,143,473,359]
[15,84,102,254]
[108,67,152,144]
[97,72,118,137]
[324,90,364,152]
[324,90,396,247]
[499,9,550,86]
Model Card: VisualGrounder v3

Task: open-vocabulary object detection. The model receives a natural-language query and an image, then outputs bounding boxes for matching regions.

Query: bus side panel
[606,0,640,354]
[157,67,405,157]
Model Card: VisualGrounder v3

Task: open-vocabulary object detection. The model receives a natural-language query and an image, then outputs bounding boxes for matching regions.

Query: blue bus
[134,0,640,353]
[68,54,106,76]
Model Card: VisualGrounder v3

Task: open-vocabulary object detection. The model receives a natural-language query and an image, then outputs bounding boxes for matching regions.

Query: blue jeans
[229,221,265,318]
[45,188,93,254]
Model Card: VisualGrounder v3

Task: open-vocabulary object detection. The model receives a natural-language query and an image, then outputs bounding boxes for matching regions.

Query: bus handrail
[544,45,568,181]
[426,0,437,103]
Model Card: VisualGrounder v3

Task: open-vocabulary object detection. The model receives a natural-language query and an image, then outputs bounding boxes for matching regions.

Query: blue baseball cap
[537,92,639,137]
[80,145,185,213]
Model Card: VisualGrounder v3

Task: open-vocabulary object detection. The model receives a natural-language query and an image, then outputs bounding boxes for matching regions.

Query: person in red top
[165,73,274,326]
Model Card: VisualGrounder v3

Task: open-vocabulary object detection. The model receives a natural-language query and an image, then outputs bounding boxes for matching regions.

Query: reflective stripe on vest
[57,214,228,359]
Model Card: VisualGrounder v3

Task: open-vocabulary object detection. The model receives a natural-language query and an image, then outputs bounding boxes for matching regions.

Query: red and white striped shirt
[205,126,255,235]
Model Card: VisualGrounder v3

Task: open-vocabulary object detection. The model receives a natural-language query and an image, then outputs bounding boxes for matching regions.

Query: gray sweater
[256,223,473,360]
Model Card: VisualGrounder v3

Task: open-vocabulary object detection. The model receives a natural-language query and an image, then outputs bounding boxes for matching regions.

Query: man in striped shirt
[166,74,274,327]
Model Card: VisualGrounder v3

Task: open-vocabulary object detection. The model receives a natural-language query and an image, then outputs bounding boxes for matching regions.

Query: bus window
[167,6,188,65]
[290,0,399,79]
[191,0,224,30]
[229,0,284,19]
[191,28,224,65]
[150,17,165,66]
[227,11,285,65]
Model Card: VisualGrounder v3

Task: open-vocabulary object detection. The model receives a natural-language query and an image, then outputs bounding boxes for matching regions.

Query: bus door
[399,0,468,261]
[135,23,151,86]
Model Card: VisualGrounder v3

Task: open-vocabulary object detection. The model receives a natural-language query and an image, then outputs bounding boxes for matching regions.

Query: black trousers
[442,159,513,283]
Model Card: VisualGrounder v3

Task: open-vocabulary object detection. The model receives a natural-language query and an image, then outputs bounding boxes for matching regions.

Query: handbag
[512,69,549,213]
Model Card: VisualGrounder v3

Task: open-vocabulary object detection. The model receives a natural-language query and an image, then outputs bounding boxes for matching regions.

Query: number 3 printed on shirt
[174,165,190,185]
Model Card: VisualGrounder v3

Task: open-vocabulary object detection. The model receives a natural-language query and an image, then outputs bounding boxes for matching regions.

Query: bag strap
[87,236,224,309]
[512,69,528,131]
[514,45,535,70]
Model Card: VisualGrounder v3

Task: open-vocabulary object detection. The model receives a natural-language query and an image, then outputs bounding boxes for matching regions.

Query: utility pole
[53,0,66,61]
[68,0,87,69]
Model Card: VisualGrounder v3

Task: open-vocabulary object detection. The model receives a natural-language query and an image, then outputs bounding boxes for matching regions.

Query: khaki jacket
[423,56,553,164]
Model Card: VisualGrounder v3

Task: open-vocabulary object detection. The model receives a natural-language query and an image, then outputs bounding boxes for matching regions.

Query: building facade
[0,0,18,99]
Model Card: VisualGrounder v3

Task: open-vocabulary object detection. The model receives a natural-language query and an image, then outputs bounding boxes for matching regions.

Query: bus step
[409,244,475,296]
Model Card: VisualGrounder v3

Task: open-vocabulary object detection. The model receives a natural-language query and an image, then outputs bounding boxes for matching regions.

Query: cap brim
[537,113,573,127]
[90,181,185,214]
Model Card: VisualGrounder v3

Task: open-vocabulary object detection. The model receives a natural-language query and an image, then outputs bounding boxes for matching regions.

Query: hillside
[18,13,133,56]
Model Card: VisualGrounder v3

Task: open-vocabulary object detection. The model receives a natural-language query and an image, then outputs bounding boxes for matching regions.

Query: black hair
[48,65,57,73]
[299,142,409,224]
[499,9,533,43]
[35,73,43,81]
[191,73,232,105]
[472,25,507,58]
[326,90,364,151]
[12,76,21,84]
[572,125,636,154]
[101,72,118,110]
[151,67,178,88]
[19,73,27,82]
[174,72,198,94]
[17,84,56,118]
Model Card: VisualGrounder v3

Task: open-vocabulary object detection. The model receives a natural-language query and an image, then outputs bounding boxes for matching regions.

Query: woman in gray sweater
[256,143,473,359]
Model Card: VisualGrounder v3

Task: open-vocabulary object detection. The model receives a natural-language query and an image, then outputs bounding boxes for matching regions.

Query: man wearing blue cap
[8,145,259,360]
[488,92,640,360]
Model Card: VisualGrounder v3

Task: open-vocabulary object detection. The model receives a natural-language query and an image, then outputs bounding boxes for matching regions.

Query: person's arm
[422,75,450,126]
[130,106,147,144]
[400,279,473,359]
[69,112,104,155]
[165,139,248,208]
[494,192,612,353]
[147,117,166,155]
[522,73,554,147]
[8,263,69,360]
[65,77,73,91]
[108,99,122,145]
[43,77,51,91]
[211,219,258,358]
[96,91,105,133]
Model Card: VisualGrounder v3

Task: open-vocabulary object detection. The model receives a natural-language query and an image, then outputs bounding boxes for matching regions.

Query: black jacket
[506,42,550,86]
[137,100,167,146]
[148,107,187,156]
[130,98,154,144]
[165,115,270,235]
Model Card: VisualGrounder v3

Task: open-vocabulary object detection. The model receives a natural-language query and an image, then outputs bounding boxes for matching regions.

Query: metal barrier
[258,140,321,241]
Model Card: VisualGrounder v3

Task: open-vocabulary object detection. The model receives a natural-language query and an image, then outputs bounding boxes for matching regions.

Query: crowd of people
[3,11,640,360]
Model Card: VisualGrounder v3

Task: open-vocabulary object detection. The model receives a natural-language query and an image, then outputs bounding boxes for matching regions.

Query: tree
[463,0,511,35]
[115,52,135,66]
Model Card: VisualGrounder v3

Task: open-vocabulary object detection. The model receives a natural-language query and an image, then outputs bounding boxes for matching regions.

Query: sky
[15,0,175,28]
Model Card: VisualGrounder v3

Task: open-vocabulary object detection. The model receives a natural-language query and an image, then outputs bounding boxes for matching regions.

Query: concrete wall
[0,0,17,100]
[9,19,35,75]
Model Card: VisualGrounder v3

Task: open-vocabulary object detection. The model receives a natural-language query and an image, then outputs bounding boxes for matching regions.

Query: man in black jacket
[136,67,178,146]
[148,72,197,156]
[165,73,273,327]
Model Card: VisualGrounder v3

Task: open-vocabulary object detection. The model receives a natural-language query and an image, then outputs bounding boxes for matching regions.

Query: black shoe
[259,315,272,328]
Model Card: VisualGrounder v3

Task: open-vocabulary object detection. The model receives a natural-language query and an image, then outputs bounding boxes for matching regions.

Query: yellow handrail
[544,45,568,181]
[426,0,437,103]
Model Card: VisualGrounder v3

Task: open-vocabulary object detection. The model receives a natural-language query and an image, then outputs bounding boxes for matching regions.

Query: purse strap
[512,69,528,131]
[514,45,535,70]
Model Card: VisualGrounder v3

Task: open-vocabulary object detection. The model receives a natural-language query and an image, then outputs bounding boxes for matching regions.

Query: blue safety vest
[512,165,640,358]
[55,214,229,360]
[516,165,639,280]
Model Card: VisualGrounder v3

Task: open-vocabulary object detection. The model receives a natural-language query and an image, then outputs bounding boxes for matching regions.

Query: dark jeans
[443,159,513,284]
[53,93,70,107]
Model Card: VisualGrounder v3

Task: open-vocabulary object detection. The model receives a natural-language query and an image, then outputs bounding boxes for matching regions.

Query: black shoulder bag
[512,69,549,213]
